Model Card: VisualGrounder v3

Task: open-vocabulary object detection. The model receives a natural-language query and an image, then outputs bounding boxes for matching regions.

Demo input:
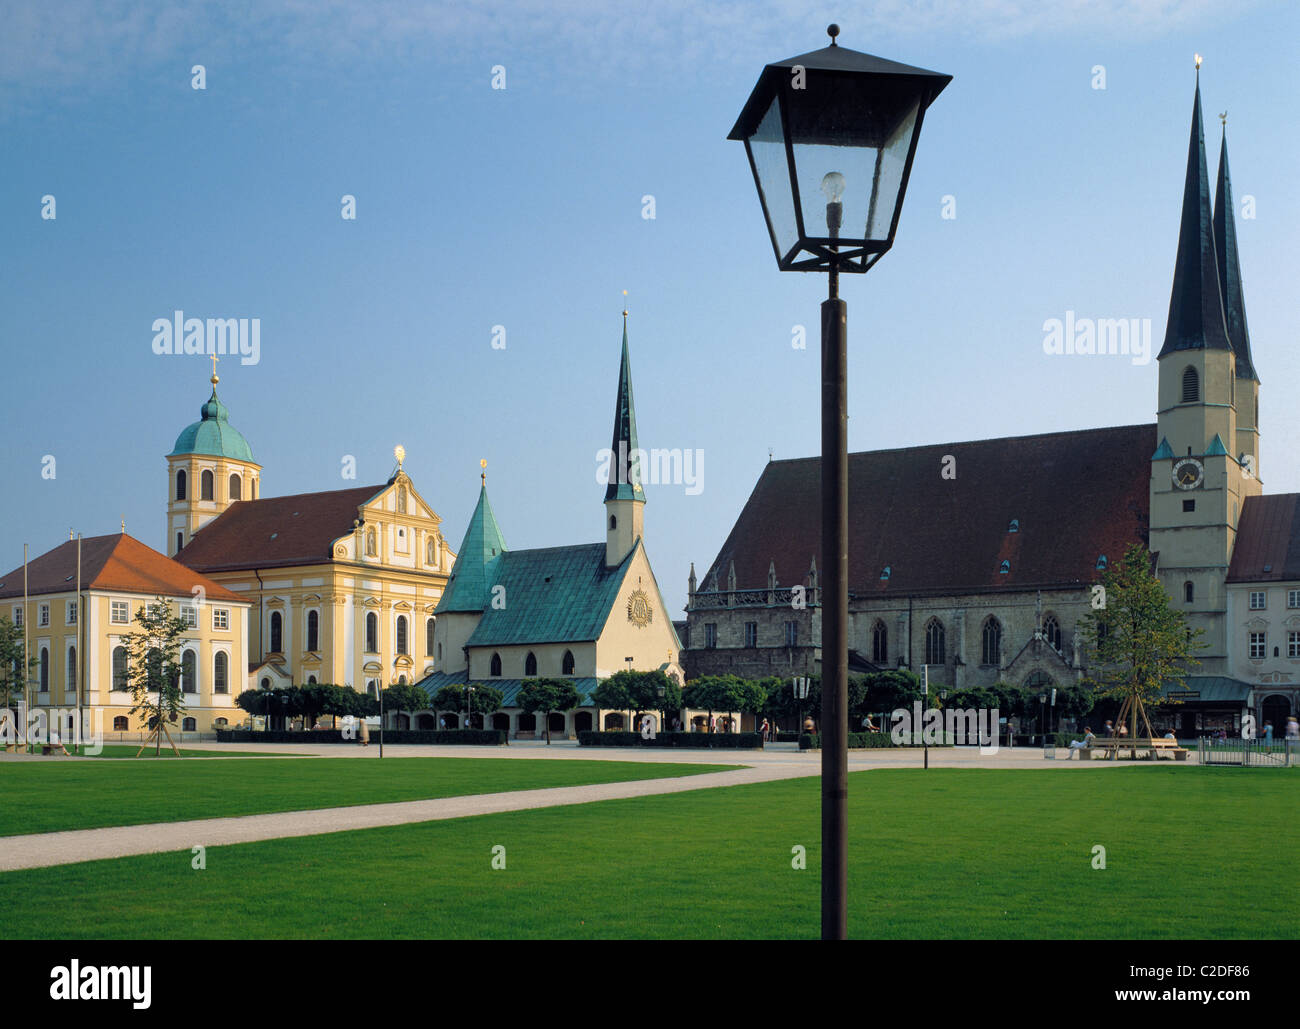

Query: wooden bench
[41,742,70,756]
[1149,738,1189,761]
[1084,737,1187,761]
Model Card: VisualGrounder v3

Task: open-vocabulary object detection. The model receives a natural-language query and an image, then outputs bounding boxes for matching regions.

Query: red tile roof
[701,424,1155,598]
[176,485,385,573]
[1226,494,1300,583]
[0,534,243,603]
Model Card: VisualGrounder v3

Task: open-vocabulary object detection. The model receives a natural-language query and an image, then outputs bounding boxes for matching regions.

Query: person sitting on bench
[1067,728,1096,755]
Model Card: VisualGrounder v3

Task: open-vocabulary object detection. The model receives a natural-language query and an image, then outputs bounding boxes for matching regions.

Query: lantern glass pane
[747,95,799,260]
[790,94,920,244]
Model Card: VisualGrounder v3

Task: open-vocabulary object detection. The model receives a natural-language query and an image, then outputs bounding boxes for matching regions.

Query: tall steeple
[605,308,645,567]
[1158,68,1232,360]
[1213,121,1257,381]
[435,468,508,614]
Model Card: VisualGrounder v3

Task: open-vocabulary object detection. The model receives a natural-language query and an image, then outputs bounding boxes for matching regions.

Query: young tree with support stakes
[0,616,36,750]
[517,678,581,744]
[1079,542,1204,758]
[122,597,189,757]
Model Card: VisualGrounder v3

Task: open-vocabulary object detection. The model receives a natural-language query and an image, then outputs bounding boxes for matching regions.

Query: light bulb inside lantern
[820,171,846,203]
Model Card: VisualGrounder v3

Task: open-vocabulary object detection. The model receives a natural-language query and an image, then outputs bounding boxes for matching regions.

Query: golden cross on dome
[210,353,219,384]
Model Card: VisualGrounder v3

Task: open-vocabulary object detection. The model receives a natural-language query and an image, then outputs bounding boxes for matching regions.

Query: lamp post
[730,25,949,941]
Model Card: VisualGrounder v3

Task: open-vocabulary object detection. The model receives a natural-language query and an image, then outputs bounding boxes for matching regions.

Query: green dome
[169,387,255,461]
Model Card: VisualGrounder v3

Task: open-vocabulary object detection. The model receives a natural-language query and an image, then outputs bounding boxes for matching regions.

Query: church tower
[1149,65,1258,675]
[166,365,261,557]
[605,311,645,567]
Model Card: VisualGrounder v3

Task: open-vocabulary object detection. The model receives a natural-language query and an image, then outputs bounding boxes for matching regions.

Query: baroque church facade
[685,76,1299,738]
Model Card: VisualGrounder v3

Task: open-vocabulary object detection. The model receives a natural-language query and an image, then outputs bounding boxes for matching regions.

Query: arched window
[397,487,407,514]
[201,469,214,500]
[1024,670,1053,693]
[397,615,408,655]
[426,618,435,655]
[307,610,319,651]
[270,611,283,653]
[176,532,184,554]
[112,646,128,691]
[214,651,228,693]
[367,680,378,698]
[307,675,317,684]
[113,716,128,731]
[490,652,502,677]
[67,646,76,691]
[1184,581,1194,603]
[525,651,537,677]
[1182,366,1200,403]
[1043,615,1061,651]
[182,650,196,693]
[366,529,377,556]
[981,617,1002,666]
[562,650,575,675]
[871,621,888,664]
[365,612,378,652]
[229,473,241,501]
[924,620,945,666]
[609,515,617,530]
[176,469,187,500]
[182,717,196,732]
[260,677,271,690]
[39,646,49,691]
[398,674,407,685]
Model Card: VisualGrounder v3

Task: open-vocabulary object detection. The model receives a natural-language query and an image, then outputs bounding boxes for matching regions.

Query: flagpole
[76,533,83,755]
[23,543,29,752]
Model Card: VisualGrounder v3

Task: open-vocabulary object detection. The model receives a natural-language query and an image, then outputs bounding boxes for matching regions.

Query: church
[685,75,1299,740]
[415,317,684,737]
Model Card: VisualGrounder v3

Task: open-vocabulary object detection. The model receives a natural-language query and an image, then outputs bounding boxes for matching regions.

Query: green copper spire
[1213,123,1258,382]
[168,378,255,461]
[604,312,644,503]
[435,475,508,614]
[1158,73,1232,360]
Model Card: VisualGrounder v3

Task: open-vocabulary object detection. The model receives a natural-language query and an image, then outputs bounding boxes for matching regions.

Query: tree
[619,669,681,731]
[1080,542,1204,754]
[517,678,581,744]
[121,597,189,756]
[591,675,632,730]
[430,684,503,727]
[683,675,745,731]
[0,616,35,746]
[382,683,430,730]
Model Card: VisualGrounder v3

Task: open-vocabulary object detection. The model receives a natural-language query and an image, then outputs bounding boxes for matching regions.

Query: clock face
[1172,458,1204,490]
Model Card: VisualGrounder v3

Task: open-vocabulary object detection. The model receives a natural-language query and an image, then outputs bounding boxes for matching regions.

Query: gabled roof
[176,485,384,573]
[413,671,600,708]
[435,484,508,614]
[465,542,637,647]
[700,424,1154,598]
[1213,128,1258,382]
[1226,494,1300,583]
[1158,78,1232,360]
[0,534,243,603]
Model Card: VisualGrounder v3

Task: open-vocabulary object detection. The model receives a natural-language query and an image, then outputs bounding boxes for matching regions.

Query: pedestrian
[759,718,769,740]
[1286,716,1298,740]
[1264,720,1273,743]
[359,719,370,747]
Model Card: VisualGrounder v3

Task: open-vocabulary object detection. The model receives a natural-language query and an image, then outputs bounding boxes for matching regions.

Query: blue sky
[1,0,1296,613]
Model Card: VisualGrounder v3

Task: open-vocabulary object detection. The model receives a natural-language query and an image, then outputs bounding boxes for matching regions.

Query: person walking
[359,719,370,747]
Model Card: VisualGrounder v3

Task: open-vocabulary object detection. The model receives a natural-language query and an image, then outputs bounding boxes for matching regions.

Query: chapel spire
[605,310,643,503]
[1158,66,1232,360]
[1213,119,1258,381]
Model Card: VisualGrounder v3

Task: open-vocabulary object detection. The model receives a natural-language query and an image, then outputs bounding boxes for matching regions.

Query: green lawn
[2,767,1295,939]
[83,745,300,759]
[0,757,731,836]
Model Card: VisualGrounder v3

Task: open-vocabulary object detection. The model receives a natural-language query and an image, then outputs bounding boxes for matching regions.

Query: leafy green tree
[683,675,749,731]
[0,616,36,743]
[382,683,430,729]
[622,670,681,729]
[1080,542,1203,744]
[517,678,581,744]
[591,675,633,730]
[431,684,504,727]
[121,597,189,755]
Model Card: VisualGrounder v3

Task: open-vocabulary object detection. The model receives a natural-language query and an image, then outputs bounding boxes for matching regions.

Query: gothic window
[490,652,502,677]
[745,622,758,648]
[176,469,187,501]
[229,473,241,501]
[426,618,435,656]
[704,624,717,649]
[525,651,537,677]
[214,651,228,693]
[270,611,283,653]
[610,515,617,530]
[924,619,946,666]
[1043,615,1061,651]
[365,612,378,652]
[201,469,214,500]
[182,650,196,693]
[981,617,1002,666]
[1184,581,1194,603]
[562,650,575,675]
[307,610,319,651]
[1181,366,1200,403]
[397,615,408,655]
[366,529,376,556]
[785,621,798,647]
[112,646,128,690]
[871,620,888,664]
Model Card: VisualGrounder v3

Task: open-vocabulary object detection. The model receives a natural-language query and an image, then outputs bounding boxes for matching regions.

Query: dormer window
[1008,518,1019,533]
[999,560,1010,574]
[1096,555,1108,570]
[880,566,891,580]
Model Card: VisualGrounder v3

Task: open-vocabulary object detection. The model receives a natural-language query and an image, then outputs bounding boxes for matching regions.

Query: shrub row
[214,729,507,745]
[578,730,764,749]
[799,733,958,750]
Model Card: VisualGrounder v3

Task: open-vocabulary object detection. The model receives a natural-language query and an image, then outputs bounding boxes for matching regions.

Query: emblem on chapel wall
[628,581,653,628]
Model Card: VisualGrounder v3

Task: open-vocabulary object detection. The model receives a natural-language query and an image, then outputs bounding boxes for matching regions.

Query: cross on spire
[210,353,219,385]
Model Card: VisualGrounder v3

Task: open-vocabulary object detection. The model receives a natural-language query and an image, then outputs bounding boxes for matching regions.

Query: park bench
[1149,738,1189,760]
[41,742,70,756]
[1083,737,1186,760]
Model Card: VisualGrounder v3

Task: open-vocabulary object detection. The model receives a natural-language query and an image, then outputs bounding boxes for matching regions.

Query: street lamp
[730,24,950,942]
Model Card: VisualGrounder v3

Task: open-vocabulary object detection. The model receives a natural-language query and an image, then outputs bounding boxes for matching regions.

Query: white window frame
[1289,590,1300,610]
[38,604,49,627]
[1289,631,1300,659]
[111,600,129,624]
[66,601,77,625]
[12,605,22,627]
[1249,591,1267,610]
[1249,632,1266,659]
[180,606,198,629]
[212,607,230,631]
[212,648,230,694]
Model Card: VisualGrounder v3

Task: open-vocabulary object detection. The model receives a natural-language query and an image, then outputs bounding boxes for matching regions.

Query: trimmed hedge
[578,731,764,749]
[214,729,507,746]
[799,733,957,750]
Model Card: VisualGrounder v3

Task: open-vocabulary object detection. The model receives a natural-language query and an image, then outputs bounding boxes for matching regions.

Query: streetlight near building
[729,24,949,941]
